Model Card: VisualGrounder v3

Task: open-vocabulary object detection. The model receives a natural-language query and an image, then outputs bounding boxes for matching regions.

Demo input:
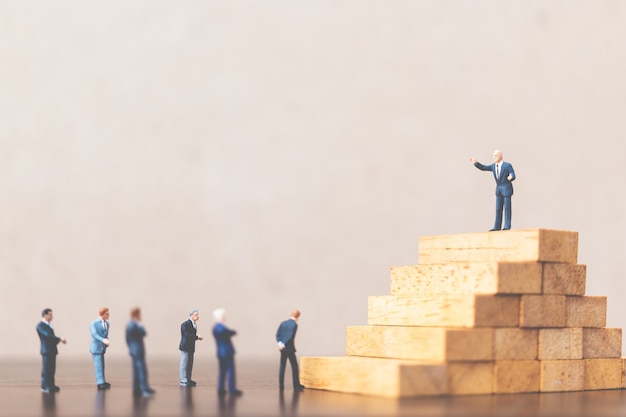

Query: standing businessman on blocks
[470,150,516,231]
[276,309,305,392]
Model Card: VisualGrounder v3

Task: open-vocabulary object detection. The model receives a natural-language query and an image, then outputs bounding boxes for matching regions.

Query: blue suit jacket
[179,319,199,353]
[36,321,61,356]
[212,323,236,358]
[276,319,298,353]
[474,161,516,197]
[90,319,110,354]
[126,320,146,358]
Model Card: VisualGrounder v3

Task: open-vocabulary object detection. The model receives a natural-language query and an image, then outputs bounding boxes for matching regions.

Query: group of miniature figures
[35,307,304,397]
[34,150,514,398]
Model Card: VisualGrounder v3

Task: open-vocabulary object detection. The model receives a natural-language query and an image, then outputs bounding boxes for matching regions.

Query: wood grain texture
[493,360,540,393]
[542,263,586,295]
[418,229,578,264]
[582,328,622,358]
[584,358,623,390]
[538,328,583,360]
[390,262,542,295]
[346,326,493,361]
[368,294,519,327]
[494,328,538,360]
[566,296,607,328]
[299,356,448,398]
[520,295,566,328]
[540,360,585,392]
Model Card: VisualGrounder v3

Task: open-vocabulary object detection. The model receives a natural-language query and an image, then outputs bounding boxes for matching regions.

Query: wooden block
[447,362,493,395]
[346,326,493,361]
[300,356,493,397]
[540,360,585,392]
[494,328,538,360]
[390,262,542,295]
[418,229,578,264]
[368,295,519,327]
[520,295,566,328]
[584,359,623,389]
[542,263,586,295]
[538,328,583,360]
[566,296,607,328]
[582,328,622,358]
[493,360,540,393]
[299,356,448,398]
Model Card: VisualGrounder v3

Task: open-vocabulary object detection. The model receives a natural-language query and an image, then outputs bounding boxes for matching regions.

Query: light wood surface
[538,328,583,360]
[389,262,542,295]
[582,328,622,358]
[346,326,493,361]
[566,296,607,327]
[368,294,519,327]
[301,228,624,398]
[417,229,578,264]
[543,263,587,295]
[519,294,567,327]
[540,359,585,392]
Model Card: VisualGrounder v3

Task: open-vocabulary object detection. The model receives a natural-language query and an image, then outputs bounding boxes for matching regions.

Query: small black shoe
[229,389,243,397]
[189,380,197,386]
[52,386,61,392]
[103,382,111,388]
[295,385,305,392]
[489,228,500,232]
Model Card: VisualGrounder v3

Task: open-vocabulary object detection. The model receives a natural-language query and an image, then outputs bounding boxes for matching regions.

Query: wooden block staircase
[300,229,624,398]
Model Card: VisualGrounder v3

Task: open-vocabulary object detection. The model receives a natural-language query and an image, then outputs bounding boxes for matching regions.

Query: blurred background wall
[1,1,625,361]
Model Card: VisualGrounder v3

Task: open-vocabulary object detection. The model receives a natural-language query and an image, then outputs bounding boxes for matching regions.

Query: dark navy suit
[474,160,516,230]
[36,321,62,390]
[212,323,237,392]
[276,319,303,390]
[126,320,151,396]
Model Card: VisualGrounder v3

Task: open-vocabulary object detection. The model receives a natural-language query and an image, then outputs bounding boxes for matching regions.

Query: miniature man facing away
[212,308,242,397]
[90,307,111,390]
[36,308,67,393]
[276,309,305,392]
[179,308,203,387]
[125,307,155,397]
[469,150,516,231]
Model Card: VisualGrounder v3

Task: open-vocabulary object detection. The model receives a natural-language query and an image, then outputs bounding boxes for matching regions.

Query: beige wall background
[1,1,626,362]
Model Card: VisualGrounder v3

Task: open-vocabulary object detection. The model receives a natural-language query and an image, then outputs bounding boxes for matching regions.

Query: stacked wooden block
[300,229,624,398]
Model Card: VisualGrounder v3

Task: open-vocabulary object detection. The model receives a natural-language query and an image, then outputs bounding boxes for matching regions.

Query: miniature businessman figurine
[179,309,203,387]
[212,308,242,396]
[36,308,67,393]
[125,307,155,397]
[276,310,305,392]
[469,150,516,231]
[90,307,111,390]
